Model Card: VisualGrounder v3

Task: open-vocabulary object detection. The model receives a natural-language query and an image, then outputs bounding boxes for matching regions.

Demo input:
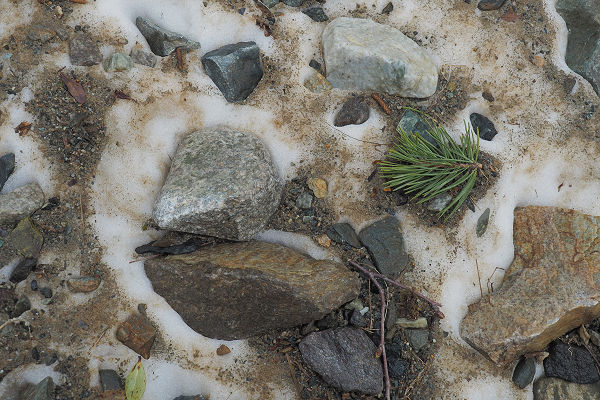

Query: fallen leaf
[125,357,146,400]
[114,90,137,103]
[59,72,86,104]
[500,8,519,22]
[14,121,32,136]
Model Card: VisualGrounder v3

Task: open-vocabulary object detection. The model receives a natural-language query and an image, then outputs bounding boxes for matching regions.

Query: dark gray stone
[334,97,370,127]
[282,0,305,6]
[0,153,15,192]
[99,369,122,391]
[398,109,436,146]
[544,341,600,384]
[302,7,329,22]
[476,208,491,237]
[405,329,429,351]
[470,113,498,141]
[299,327,383,395]
[349,309,367,328]
[201,42,263,102]
[295,192,313,209]
[9,257,36,283]
[478,0,506,10]
[69,33,102,66]
[12,295,31,318]
[130,48,157,67]
[382,2,393,14]
[326,223,362,248]
[136,17,200,57]
[21,376,54,400]
[512,357,535,389]
[309,59,322,73]
[261,0,280,7]
[40,287,52,299]
[533,377,600,400]
[358,216,408,278]
[427,193,453,212]
[387,344,408,380]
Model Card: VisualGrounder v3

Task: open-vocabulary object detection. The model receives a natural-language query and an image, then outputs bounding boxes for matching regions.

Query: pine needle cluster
[378,110,481,220]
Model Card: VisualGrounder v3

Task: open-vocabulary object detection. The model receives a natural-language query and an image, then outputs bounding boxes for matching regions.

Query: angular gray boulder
[322,17,438,97]
[144,241,360,340]
[358,216,409,278]
[136,17,200,57]
[0,183,44,228]
[153,127,282,240]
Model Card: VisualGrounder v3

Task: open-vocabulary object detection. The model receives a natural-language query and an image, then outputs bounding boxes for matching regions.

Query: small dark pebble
[40,287,53,298]
[238,7,246,14]
[350,309,367,328]
[309,59,322,73]
[45,353,58,366]
[470,113,498,141]
[9,257,37,284]
[99,369,123,391]
[512,357,535,389]
[79,320,89,330]
[466,198,475,212]
[478,0,506,10]
[41,197,60,210]
[31,280,38,291]
[135,237,204,255]
[302,7,329,22]
[382,2,393,14]
[334,96,370,127]
[0,153,16,192]
[32,347,40,362]
[138,303,147,316]
[482,91,495,102]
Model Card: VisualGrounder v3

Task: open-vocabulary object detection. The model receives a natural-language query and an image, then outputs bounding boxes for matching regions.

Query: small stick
[476,259,483,298]
[70,0,86,3]
[129,254,160,264]
[285,353,302,399]
[176,48,184,71]
[371,93,391,115]
[80,190,85,234]
[89,327,109,354]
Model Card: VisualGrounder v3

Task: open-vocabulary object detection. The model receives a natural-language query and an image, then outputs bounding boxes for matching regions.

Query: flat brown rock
[116,313,156,359]
[144,241,360,340]
[460,206,600,365]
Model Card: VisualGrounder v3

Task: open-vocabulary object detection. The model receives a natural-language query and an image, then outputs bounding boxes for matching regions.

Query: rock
[69,33,102,66]
[135,237,204,256]
[303,71,332,93]
[0,153,15,191]
[13,295,31,318]
[316,234,331,247]
[135,17,200,57]
[590,329,600,347]
[555,0,600,95]
[144,241,360,340]
[398,109,436,146]
[405,329,429,351]
[326,223,362,248]
[544,341,599,384]
[307,177,327,198]
[349,309,367,327]
[67,276,101,293]
[476,208,490,237]
[299,327,383,395]
[153,128,281,241]
[103,53,133,72]
[334,97,370,127]
[387,344,408,380]
[115,313,156,359]
[302,7,328,22]
[478,0,507,10]
[470,113,498,141]
[533,377,600,400]
[295,192,313,209]
[40,287,52,298]
[201,42,263,102]
[6,218,44,259]
[9,257,36,283]
[21,377,54,400]
[512,357,535,389]
[482,90,495,102]
[309,59,322,73]
[282,0,305,6]
[28,25,56,43]
[358,216,409,278]
[0,183,45,227]
[99,369,122,391]
[322,17,438,97]
[261,0,280,7]
[173,396,207,400]
[130,48,157,67]
[427,193,453,212]
[461,206,600,365]
[396,317,428,329]
[216,344,231,356]
[31,280,38,291]
[382,2,394,14]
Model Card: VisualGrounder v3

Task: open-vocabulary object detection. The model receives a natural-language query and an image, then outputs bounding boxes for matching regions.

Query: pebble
[396,317,428,329]
[334,97,370,127]
[358,216,409,278]
[405,329,429,351]
[130,48,157,67]
[382,2,394,14]
[13,295,31,318]
[69,33,102,66]
[512,357,535,389]
[99,369,122,391]
[261,0,280,7]
[9,257,37,283]
[116,313,157,359]
[0,153,15,192]
[282,0,305,6]
[67,276,101,293]
[478,0,507,10]
[103,53,133,72]
[21,376,54,400]
[544,341,600,384]
[349,309,367,328]
[427,193,453,212]
[28,25,56,43]
[302,7,329,22]
[398,109,437,146]
[476,208,490,237]
[303,71,332,93]
[216,344,231,356]
[326,223,362,248]
[316,234,331,247]
[387,344,409,379]
[589,329,600,347]
[309,59,322,73]
[307,177,327,198]
[40,287,52,298]
[0,184,45,228]
[31,279,38,291]
[135,17,201,57]
[482,91,495,102]
[470,113,498,141]
[295,192,313,209]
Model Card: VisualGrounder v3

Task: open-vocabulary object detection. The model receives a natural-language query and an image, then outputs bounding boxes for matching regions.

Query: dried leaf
[59,73,86,104]
[125,357,146,400]
[14,121,32,136]
[114,90,137,103]
[375,346,383,358]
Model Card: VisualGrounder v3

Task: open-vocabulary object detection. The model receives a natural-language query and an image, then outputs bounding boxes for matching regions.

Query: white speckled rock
[0,183,44,228]
[152,128,282,241]
[322,17,438,98]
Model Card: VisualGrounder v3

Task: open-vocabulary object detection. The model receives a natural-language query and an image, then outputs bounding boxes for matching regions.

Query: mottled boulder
[358,216,409,278]
[136,17,200,57]
[299,327,383,394]
[0,183,44,227]
[533,377,600,400]
[461,206,600,365]
[152,128,282,241]
[144,241,360,340]
[322,17,438,97]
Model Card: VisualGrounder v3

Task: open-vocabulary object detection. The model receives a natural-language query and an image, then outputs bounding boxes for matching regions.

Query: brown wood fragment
[14,121,32,136]
[176,47,184,71]
[371,93,391,115]
[59,72,86,104]
[216,344,231,355]
[69,0,86,4]
[256,19,273,37]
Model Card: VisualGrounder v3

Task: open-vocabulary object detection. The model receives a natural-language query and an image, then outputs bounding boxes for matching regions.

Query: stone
[13,295,31,318]
[40,287,52,298]
[299,327,383,395]
[302,7,328,22]
[7,218,44,259]
[144,241,360,340]
[555,0,600,95]
[28,25,56,43]
[398,109,436,146]
[544,341,599,384]
[590,329,600,347]
[130,48,157,67]
[427,193,453,212]
[135,17,200,57]
[387,344,408,380]
[476,208,491,237]
[322,17,438,97]
[153,128,281,240]
[334,97,370,127]
[470,113,498,141]
[99,369,122,391]
[326,223,362,248]
[309,59,322,73]
[67,276,101,293]
[282,0,305,6]
[216,344,231,356]
[533,377,600,400]
[382,2,393,14]
[358,216,409,278]
[173,396,207,400]
[461,206,600,365]
[405,329,429,351]
[316,234,331,247]
[307,177,327,198]
[69,33,102,66]
[0,183,45,227]
[261,0,279,7]
[21,377,54,400]
[0,153,15,191]
[349,309,367,327]
[115,313,156,359]
[512,357,535,389]
[478,0,507,10]
[103,53,133,72]
[295,192,313,209]
[303,71,332,93]
[201,42,263,102]
[396,317,428,329]
[9,257,36,283]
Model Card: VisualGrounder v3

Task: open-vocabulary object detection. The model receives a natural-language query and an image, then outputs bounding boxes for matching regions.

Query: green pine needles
[379,109,481,221]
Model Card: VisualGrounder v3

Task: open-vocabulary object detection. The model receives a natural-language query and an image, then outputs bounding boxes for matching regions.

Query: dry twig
[371,93,391,115]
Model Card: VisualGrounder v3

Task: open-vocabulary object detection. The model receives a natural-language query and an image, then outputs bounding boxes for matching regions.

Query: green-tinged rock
[104,53,133,72]
[512,357,535,389]
[135,17,200,57]
[304,71,332,93]
[398,109,436,146]
[396,317,428,329]
[21,377,54,400]
[8,218,43,259]
[405,329,429,351]
[476,208,491,237]
[533,377,600,400]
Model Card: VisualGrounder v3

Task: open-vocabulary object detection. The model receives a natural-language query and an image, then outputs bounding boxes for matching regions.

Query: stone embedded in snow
[470,113,498,141]
[322,17,438,97]
[461,206,600,365]
[21,376,54,400]
[303,71,332,93]
[201,42,263,102]
[129,48,156,67]
[512,357,535,389]
[334,96,370,127]
[544,341,599,384]
[144,241,360,340]
[299,327,383,395]
[398,109,437,146]
[99,369,123,392]
[326,223,362,248]
[358,216,409,278]
[0,152,15,191]
[302,7,328,22]
[115,313,156,359]
[135,17,200,57]
[533,377,600,400]
[69,32,102,66]
[477,0,507,10]
[152,128,282,240]
[0,183,45,228]
[103,53,133,72]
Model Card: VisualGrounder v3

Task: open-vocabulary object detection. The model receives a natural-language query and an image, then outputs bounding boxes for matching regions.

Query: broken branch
[371,93,391,115]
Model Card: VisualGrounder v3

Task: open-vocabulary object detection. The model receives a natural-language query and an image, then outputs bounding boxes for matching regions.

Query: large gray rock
[21,376,54,400]
[144,241,360,340]
[0,153,15,192]
[299,327,383,395]
[555,0,600,95]
[358,216,409,278]
[135,17,200,57]
[0,183,44,228]
[322,17,438,97]
[153,128,282,240]
[533,377,600,400]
